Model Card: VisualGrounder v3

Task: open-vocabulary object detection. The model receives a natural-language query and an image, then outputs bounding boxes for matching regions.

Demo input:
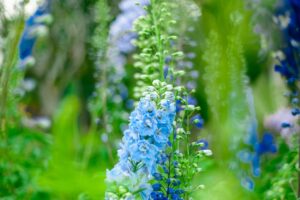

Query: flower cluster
[106,88,176,199]
[109,0,149,54]
[108,0,149,72]
[150,162,185,200]
[237,126,277,190]
[89,0,149,145]
[274,1,300,111]
[149,86,210,199]
[169,0,201,91]
[19,0,51,69]
[234,89,277,191]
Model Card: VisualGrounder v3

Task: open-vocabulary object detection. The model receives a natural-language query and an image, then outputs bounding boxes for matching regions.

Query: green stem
[0,16,24,137]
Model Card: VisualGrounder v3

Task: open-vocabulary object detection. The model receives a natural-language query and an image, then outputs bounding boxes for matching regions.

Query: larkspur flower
[169,0,201,91]
[108,0,149,71]
[197,139,209,150]
[90,0,151,143]
[110,0,149,53]
[241,176,255,191]
[19,0,51,68]
[274,1,300,109]
[237,123,277,188]
[152,183,162,191]
[235,88,277,190]
[106,93,176,199]
[106,1,210,199]
[191,114,204,129]
[130,140,159,172]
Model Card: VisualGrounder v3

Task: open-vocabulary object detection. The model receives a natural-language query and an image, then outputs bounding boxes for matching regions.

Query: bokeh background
[0,0,298,199]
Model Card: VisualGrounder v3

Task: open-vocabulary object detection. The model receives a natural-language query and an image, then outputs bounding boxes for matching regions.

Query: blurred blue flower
[175,96,197,113]
[237,88,277,190]
[109,0,149,54]
[19,0,50,67]
[197,139,209,150]
[244,131,277,177]
[191,114,204,128]
[255,132,277,155]
[153,172,163,181]
[152,183,162,191]
[164,66,169,79]
[150,191,167,200]
[241,177,255,191]
[281,122,292,128]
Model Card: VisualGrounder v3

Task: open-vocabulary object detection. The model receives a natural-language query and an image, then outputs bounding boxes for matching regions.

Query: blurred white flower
[22,116,51,129]
[3,0,39,18]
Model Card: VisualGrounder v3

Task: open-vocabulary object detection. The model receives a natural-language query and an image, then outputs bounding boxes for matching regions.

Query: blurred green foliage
[0,126,50,199]
[38,96,106,199]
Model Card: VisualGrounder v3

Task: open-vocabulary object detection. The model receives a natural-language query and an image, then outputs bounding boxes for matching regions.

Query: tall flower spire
[106,87,176,199]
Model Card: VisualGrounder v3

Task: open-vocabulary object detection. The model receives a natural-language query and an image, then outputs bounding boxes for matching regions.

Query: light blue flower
[106,94,176,198]
[140,116,157,137]
[123,129,138,146]
[138,97,156,117]
[156,110,170,125]
[130,140,158,172]
[160,99,176,122]
[153,128,169,148]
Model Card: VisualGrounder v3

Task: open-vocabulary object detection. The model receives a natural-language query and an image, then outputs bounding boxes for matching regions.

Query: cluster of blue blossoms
[274,0,300,80]
[150,155,185,200]
[109,0,149,54]
[238,123,277,190]
[163,0,201,92]
[106,91,176,199]
[19,0,51,69]
[274,0,300,118]
[150,97,205,199]
[97,0,149,119]
[93,0,150,141]
[236,1,299,190]
[237,89,277,191]
[108,0,149,72]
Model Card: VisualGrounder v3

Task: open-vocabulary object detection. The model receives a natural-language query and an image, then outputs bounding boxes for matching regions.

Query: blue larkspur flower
[273,1,300,135]
[191,114,204,128]
[243,131,277,177]
[152,183,162,191]
[255,132,277,155]
[101,0,150,121]
[130,140,159,171]
[274,0,300,90]
[150,191,167,200]
[110,0,149,53]
[241,177,255,191]
[19,0,50,66]
[106,94,176,199]
[197,139,209,150]
[236,88,277,190]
